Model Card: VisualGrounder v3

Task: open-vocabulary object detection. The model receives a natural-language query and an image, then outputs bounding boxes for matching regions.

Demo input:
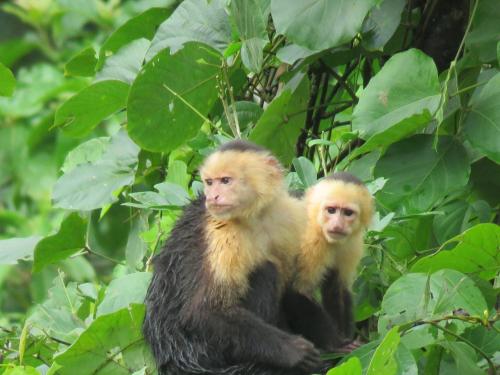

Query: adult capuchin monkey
[282,172,374,351]
[143,140,321,375]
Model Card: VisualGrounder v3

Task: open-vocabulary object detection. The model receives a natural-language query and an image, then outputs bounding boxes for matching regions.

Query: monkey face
[200,149,284,221]
[202,174,255,220]
[318,202,361,244]
[307,178,374,245]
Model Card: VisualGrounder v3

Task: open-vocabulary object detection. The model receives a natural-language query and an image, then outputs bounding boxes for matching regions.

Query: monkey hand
[281,335,321,373]
[334,338,363,354]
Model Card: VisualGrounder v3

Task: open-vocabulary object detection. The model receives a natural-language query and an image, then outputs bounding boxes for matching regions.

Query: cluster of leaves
[0,0,499,374]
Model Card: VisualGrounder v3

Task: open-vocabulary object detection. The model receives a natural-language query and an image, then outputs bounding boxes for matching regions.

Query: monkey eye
[344,209,354,217]
[220,177,232,184]
[205,179,213,186]
[326,207,337,214]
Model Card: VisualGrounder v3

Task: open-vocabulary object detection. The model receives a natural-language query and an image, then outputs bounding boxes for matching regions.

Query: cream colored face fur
[307,179,373,243]
[200,150,283,220]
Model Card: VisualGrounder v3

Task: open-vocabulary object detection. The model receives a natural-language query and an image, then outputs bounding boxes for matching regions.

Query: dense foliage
[0,0,499,374]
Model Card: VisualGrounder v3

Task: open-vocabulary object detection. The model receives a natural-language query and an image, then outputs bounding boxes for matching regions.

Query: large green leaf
[128,42,220,152]
[362,0,406,51]
[53,131,140,210]
[0,236,41,265]
[249,74,310,165]
[379,269,488,332]
[0,62,16,96]
[465,0,500,62]
[147,0,231,59]
[366,326,400,375]
[33,213,87,273]
[231,0,268,72]
[53,80,130,137]
[97,272,152,316]
[96,39,150,84]
[374,135,469,212]
[98,7,171,69]
[271,0,378,51]
[352,49,440,156]
[411,224,500,280]
[54,304,149,375]
[463,72,500,164]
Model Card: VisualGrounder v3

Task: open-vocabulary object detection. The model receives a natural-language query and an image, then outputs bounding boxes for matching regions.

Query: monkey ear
[264,155,280,168]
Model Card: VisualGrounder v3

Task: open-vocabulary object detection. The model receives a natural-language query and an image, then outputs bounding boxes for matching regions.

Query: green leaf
[463,72,500,163]
[362,0,406,51]
[379,270,488,332]
[250,73,310,165]
[53,80,130,138]
[0,62,16,96]
[276,43,317,65]
[438,342,484,375]
[326,356,362,375]
[292,157,317,188]
[64,47,97,77]
[125,213,149,269]
[231,0,268,72]
[366,326,400,375]
[128,42,220,152]
[33,213,87,273]
[28,273,86,343]
[221,101,264,133]
[3,366,40,375]
[96,38,150,84]
[271,0,378,51]
[147,0,231,59]
[54,304,149,375]
[342,341,417,375]
[374,135,470,212]
[98,7,171,69]
[166,159,190,190]
[352,49,440,156]
[0,236,41,265]
[97,272,152,316]
[53,131,140,210]
[432,201,469,244]
[61,137,110,173]
[465,0,500,63]
[126,182,190,209]
[411,224,500,280]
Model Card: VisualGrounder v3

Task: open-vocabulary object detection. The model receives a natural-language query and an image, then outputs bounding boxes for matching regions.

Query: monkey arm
[241,261,281,324]
[281,289,342,351]
[321,269,354,339]
[202,306,320,371]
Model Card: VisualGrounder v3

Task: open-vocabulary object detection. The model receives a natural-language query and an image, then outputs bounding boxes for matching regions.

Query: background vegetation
[0,0,498,374]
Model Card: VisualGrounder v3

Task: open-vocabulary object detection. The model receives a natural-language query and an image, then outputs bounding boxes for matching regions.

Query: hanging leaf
[128,42,220,152]
[271,0,378,51]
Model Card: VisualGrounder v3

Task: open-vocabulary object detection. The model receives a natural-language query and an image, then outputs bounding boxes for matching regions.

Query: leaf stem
[162,83,215,127]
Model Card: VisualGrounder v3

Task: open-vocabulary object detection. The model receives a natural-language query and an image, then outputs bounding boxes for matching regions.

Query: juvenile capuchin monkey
[143,140,321,375]
[283,172,374,351]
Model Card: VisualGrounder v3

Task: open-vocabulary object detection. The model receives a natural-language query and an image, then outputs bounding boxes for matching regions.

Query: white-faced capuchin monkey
[143,140,321,375]
[282,172,374,351]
